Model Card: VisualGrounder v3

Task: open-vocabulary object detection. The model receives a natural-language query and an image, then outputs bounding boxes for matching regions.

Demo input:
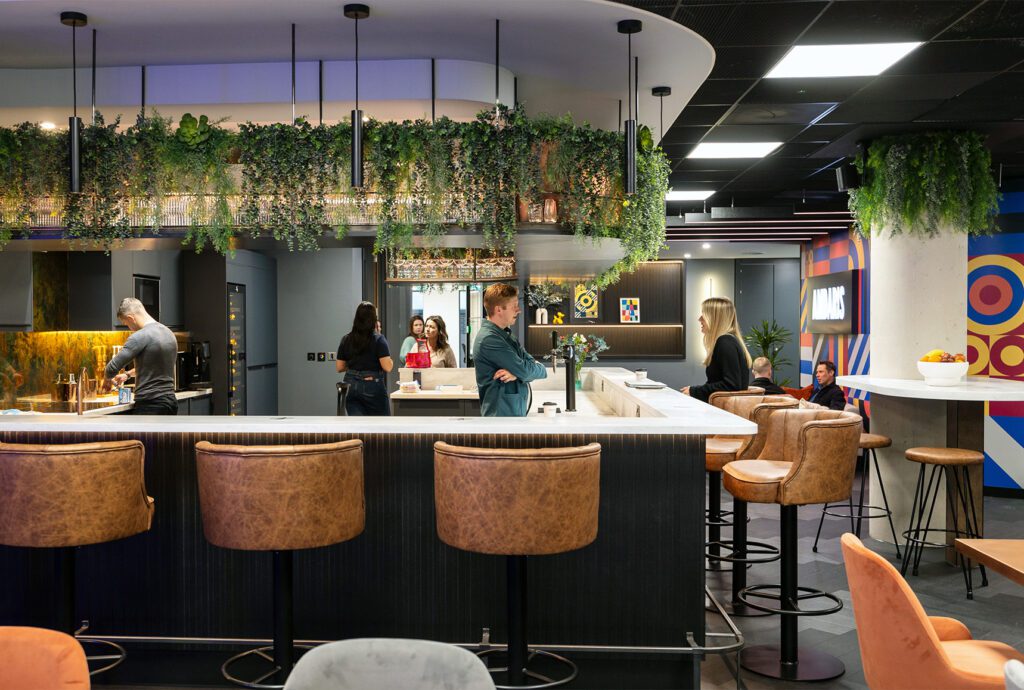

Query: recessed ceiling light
[688,142,782,158]
[665,190,715,201]
[702,243,711,250]
[765,42,921,79]
[40,121,56,130]
[683,253,692,259]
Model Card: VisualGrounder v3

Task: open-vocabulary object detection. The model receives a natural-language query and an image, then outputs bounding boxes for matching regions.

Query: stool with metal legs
[196,440,365,689]
[705,392,796,615]
[724,408,862,682]
[813,433,902,558]
[0,440,155,677]
[900,446,987,600]
[434,441,601,689]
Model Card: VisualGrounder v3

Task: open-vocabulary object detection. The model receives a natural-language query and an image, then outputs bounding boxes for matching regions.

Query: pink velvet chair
[841,533,1024,689]
[0,626,89,689]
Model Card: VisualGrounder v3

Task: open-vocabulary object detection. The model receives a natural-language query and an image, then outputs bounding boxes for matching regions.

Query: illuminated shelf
[527,324,684,359]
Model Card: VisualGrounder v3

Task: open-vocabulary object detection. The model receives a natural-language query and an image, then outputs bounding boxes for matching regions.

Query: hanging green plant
[0,123,65,248]
[848,131,999,237]
[64,114,136,246]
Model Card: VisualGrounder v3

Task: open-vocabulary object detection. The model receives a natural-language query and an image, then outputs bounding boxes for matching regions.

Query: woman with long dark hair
[336,301,393,415]
[424,315,457,368]
[399,314,425,363]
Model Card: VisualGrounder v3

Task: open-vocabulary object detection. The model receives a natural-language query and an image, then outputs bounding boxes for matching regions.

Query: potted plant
[526,281,567,324]
[744,319,793,387]
[546,332,609,389]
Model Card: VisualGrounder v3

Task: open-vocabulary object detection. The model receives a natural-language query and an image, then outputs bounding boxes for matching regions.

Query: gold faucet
[77,367,87,415]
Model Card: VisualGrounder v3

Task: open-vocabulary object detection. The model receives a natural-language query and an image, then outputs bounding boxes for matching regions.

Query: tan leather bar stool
[0,440,154,676]
[900,446,987,599]
[196,440,365,689]
[813,432,902,557]
[434,441,600,690]
[705,391,797,616]
[723,409,861,682]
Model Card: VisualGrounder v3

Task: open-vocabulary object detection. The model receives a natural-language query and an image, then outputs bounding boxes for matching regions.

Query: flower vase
[574,366,584,390]
[535,307,548,325]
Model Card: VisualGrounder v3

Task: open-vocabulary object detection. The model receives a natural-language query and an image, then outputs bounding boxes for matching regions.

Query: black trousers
[129,396,179,415]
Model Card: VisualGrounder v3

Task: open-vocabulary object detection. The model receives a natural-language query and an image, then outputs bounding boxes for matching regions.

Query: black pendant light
[61,10,87,194]
[652,86,670,144]
[345,4,369,188]
[617,19,641,195]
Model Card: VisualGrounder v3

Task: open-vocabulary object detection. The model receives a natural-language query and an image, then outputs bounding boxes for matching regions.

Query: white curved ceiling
[0,0,714,132]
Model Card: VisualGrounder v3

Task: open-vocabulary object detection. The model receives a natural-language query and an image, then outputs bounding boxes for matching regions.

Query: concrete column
[869,230,967,543]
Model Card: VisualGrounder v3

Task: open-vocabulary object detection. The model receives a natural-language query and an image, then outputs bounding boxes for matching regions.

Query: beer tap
[550,330,577,413]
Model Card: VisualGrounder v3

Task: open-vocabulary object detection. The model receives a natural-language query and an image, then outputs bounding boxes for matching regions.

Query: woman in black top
[336,302,394,415]
[683,296,752,403]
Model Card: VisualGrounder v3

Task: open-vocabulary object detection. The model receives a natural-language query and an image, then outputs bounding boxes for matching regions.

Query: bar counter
[0,368,753,689]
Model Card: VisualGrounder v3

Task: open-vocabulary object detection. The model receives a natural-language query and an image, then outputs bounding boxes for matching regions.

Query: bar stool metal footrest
[221,644,315,689]
[75,629,127,676]
[736,584,843,616]
[705,539,780,564]
[478,647,578,690]
[706,508,748,529]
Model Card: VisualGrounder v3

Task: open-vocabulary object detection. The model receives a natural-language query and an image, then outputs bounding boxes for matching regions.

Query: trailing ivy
[0,123,65,247]
[65,115,135,245]
[849,131,999,237]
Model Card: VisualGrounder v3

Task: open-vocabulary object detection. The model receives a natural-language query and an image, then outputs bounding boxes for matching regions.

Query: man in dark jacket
[809,360,846,410]
[474,283,547,417]
[750,356,786,395]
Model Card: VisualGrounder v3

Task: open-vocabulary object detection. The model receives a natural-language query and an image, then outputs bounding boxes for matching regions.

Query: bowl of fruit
[917,350,968,387]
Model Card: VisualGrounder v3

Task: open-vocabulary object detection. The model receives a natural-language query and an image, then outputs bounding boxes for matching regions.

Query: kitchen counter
[7,388,213,416]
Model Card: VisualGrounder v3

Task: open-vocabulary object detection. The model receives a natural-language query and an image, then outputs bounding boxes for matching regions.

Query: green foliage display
[744,319,793,387]
[849,131,999,237]
[0,105,670,285]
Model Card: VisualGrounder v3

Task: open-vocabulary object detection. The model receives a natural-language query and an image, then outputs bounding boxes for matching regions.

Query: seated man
[750,356,786,395]
[808,359,847,410]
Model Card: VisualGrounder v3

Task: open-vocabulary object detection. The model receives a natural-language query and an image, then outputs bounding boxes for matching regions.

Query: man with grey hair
[104,297,179,415]
[750,356,786,395]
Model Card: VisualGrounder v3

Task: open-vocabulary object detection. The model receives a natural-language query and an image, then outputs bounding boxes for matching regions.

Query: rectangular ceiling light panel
[666,190,716,201]
[766,43,921,79]
[688,142,782,158]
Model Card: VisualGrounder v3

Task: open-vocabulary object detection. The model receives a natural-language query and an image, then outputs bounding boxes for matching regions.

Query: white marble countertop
[6,388,213,417]
[837,375,1024,401]
[391,388,479,400]
[0,370,754,436]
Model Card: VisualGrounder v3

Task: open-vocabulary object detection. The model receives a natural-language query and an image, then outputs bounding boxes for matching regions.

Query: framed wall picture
[574,284,599,319]
[620,297,640,323]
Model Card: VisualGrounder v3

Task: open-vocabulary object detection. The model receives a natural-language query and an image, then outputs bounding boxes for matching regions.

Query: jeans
[130,395,179,415]
[344,371,391,416]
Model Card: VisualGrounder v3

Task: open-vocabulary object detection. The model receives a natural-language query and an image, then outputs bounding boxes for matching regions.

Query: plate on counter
[625,380,667,389]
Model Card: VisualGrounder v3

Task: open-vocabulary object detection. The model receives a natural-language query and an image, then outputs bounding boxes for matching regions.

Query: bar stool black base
[741,644,845,682]
[736,584,844,616]
[705,595,775,618]
[478,648,578,689]
[221,644,314,689]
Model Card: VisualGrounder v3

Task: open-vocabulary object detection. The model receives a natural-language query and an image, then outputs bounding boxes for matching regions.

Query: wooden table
[955,539,1024,586]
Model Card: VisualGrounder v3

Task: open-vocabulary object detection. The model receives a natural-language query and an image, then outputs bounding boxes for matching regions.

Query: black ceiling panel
[742,77,871,104]
[675,158,752,172]
[917,97,1024,123]
[709,45,791,78]
[688,79,756,105]
[660,126,711,145]
[676,1,825,47]
[851,72,997,102]
[801,1,977,43]
[887,40,1024,75]
[673,105,730,127]
[722,102,836,126]
[790,123,858,144]
[939,1,1024,40]
[703,123,808,142]
[773,142,829,158]
[821,99,945,125]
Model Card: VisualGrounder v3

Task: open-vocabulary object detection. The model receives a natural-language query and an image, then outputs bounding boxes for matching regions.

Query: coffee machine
[187,341,211,389]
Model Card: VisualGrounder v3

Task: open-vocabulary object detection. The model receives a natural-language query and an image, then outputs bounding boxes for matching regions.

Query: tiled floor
[99,477,1024,690]
[701,487,1024,690]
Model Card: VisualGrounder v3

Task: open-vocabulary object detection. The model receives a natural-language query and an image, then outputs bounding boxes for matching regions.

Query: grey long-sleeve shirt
[104,322,178,401]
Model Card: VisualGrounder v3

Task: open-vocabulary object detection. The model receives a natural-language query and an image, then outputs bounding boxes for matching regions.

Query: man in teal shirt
[474,283,547,417]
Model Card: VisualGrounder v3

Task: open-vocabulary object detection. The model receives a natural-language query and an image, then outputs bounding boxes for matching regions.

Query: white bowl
[917,360,968,387]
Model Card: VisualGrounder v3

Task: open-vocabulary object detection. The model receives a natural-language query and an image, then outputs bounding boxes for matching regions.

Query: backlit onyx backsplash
[0,331,129,407]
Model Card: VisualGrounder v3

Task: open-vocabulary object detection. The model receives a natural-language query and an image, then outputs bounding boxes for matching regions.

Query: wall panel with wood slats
[527,325,684,358]
[0,429,703,671]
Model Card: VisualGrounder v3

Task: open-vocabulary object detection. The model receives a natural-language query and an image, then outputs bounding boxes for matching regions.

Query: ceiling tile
[703,123,808,142]
[676,1,825,47]
[852,72,998,102]
[673,105,730,127]
[722,102,836,126]
[939,2,1024,40]
[742,77,871,104]
[791,123,858,144]
[773,142,829,158]
[660,126,711,146]
[801,1,976,43]
[887,40,1024,75]
[710,46,791,79]
[821,99,945,124]
[688,79,756,106]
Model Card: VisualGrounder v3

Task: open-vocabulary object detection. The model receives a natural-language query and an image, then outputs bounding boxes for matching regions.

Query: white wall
[275,249,362,416]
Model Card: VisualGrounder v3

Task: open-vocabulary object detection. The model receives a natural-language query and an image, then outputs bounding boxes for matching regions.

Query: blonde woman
[682,296,752,403]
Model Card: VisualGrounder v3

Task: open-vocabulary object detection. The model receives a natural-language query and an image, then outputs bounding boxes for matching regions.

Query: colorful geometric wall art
[619,298,640,323]
[574,284,598,319]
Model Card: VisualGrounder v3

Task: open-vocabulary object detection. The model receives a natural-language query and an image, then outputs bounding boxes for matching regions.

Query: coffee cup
[542,402,558,417]
[634,369,647,381]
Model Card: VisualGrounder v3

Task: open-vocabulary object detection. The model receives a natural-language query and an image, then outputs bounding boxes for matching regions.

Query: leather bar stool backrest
[434,442,600,556]
[742,395,800,460]
[195,440,364,551]
[0,440,153,548]
[707,387,769,449]
[759,409,862,506]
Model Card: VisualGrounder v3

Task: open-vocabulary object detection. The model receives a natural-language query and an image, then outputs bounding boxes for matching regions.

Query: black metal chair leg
[962,467,989,587]
[947,469,974,599]
[708,471,722,566]
[855,452,869,537]
[812,503,828,553]
[901,465,925,576]
[872,450,902,560]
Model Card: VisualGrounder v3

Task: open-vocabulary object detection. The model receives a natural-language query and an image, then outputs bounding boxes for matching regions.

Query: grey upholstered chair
[282,638,496,690]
